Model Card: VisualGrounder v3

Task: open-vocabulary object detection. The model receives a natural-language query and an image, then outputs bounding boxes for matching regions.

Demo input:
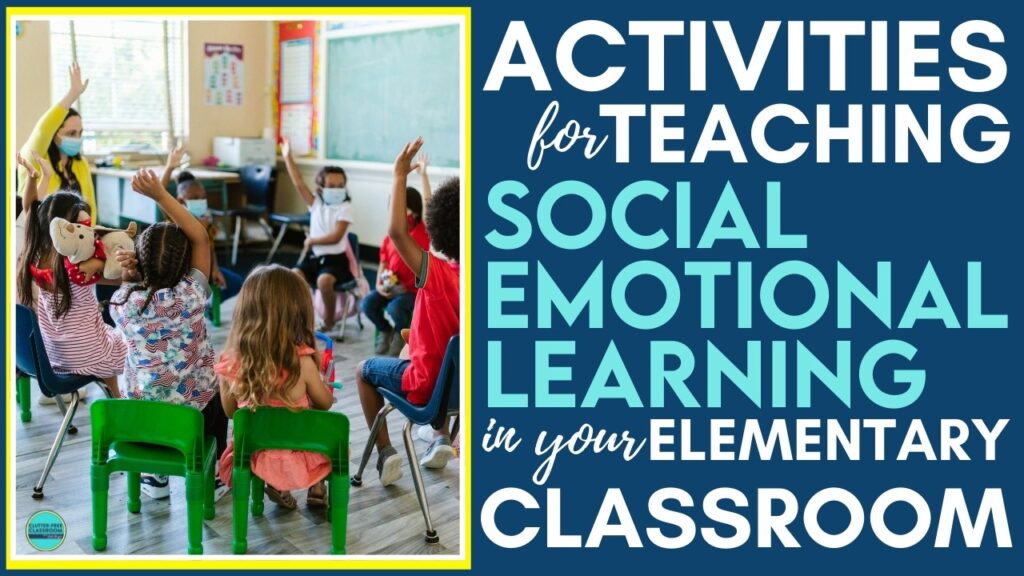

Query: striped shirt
[35,281,127,378]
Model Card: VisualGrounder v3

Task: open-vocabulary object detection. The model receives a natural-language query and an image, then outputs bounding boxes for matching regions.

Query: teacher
[18,62,95,216]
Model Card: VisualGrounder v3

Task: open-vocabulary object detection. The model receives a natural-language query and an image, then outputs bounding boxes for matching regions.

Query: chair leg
[210,284,222,328]
[258,218,274,238]
[251,475,265,517]
[33,391,80,499]
[17,374,32,422]
[185,471,204,555]
[91,463,110,551]
[403,419,439,544]
[351,404,395,486]
[231,216,242,266]
[266,223,289,264]
[126,471,142,513]
[53,393,78,435]
[337,293,350,341]
[203,463,216,520]
[329,472,349,554]
[449,413,460,440]
[232,467,252,554]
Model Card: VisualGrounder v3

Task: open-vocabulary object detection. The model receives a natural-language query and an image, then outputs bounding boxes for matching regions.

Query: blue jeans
[361,290,415,332]
[361,357,411,397]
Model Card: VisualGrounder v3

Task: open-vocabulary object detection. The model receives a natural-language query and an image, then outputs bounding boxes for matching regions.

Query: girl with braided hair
[110,169,228,500]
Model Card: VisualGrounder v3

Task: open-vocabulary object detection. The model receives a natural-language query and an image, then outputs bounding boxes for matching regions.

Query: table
[94,167,240,227]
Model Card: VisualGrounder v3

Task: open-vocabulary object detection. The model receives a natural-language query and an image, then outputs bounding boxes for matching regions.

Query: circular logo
[25,510,66,551]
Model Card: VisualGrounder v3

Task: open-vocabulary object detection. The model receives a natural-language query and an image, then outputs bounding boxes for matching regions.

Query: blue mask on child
[58,137,82,157]
[186,199,208,217]
[321,187,348,205]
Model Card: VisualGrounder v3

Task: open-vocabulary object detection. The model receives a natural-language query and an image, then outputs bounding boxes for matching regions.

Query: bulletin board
[274,21,318,156]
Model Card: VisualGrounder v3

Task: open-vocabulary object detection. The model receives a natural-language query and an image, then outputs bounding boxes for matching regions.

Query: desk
[94,167,240,227]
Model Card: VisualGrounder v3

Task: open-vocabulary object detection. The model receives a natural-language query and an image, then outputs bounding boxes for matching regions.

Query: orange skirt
[218,443,331,492]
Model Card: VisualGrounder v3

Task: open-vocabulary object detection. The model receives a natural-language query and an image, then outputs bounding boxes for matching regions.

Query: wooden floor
[13,292,461,556]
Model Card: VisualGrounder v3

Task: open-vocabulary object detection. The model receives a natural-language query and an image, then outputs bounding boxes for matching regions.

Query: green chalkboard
[325,25,461,167]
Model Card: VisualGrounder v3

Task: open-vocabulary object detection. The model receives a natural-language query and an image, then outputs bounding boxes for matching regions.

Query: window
[50,19,186,154]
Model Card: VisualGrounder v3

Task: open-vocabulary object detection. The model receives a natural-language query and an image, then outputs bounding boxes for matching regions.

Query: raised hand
[167,142,187,168]
[282,137,293,160]
[68,62,90,98]
[393,137,424,177]
[16,152,40,180]
[413,152,430,174]
[32,151,52,184]
[131,169,166,198]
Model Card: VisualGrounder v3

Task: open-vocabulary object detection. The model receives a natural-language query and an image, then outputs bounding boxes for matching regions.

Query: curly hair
[110,222,191,313]
[222,265,316,408]
[18,192,90,319]
[425,177,460,262]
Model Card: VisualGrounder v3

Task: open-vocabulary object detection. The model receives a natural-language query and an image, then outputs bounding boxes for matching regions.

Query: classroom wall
[13,20,273,161]
[14,21,52,152]
[187,20,274,160]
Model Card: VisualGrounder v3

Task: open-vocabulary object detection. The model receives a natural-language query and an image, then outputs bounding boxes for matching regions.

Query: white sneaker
[420,436,455,469]
[376,446,403,487]
[213,478,230,503]
[416,425,436,443]
[141,474,170,499]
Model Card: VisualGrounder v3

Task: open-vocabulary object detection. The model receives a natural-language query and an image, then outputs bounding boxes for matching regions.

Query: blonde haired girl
[216,264,334,508]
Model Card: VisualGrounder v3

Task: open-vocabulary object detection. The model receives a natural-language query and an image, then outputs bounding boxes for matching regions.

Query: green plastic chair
[209,283,222,327]
[90,399,217,555]
[16,372,31,422]
[231,407,350,555]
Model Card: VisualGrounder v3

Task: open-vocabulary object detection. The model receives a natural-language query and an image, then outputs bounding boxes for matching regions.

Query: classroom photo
[9,11,465,559]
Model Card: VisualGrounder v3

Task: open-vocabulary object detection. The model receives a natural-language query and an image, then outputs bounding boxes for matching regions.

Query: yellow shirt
[17,103,96,216]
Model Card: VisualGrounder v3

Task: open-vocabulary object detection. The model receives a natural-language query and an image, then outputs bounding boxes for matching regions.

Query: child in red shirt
[362,155,432,356]
[355,138,460,486]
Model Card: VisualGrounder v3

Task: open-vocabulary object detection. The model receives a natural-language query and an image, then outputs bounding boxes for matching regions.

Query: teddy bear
[49,217,138,281]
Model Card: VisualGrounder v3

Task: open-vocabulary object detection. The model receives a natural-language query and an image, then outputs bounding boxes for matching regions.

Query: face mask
[58,137,82,157]
[321,187,348,205]
[185,199,208,218]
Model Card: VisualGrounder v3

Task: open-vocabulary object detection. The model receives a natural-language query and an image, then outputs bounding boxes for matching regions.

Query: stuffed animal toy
[49,217,138,280]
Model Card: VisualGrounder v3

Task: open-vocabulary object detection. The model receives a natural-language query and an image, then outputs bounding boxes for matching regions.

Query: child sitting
[363,153,432,356]
[216,264,335,509]
[280,137,355,332]
[160,144,242,300]
[355,138,460,485]
[109,169,227,500]
[17,151,124,398]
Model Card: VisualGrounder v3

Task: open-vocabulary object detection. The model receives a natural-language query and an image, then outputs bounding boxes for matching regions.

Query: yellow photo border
[5,6,472,571]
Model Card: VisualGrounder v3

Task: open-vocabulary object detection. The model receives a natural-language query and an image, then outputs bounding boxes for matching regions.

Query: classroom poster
[204,42,244,106]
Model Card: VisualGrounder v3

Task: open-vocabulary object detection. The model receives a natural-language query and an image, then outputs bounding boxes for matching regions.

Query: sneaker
[213,478,230,503]
[141,474,170,499]
[376,445,403,487]
[416,425,435,443]
[420,435,455,469]
[39,393,73,406]
[375,330,394,355]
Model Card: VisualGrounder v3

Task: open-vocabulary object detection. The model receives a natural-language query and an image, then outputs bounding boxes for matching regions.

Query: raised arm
[388,138,426,276]
[160,142,187,189]
[414,152,432,208]
[17,151,50,215]
[57,62,89,110]
[131,169,211,277]
[281,138,315,206]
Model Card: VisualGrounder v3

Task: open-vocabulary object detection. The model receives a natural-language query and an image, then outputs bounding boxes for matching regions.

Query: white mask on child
[185,199,208,217]
[321,187,348,205]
